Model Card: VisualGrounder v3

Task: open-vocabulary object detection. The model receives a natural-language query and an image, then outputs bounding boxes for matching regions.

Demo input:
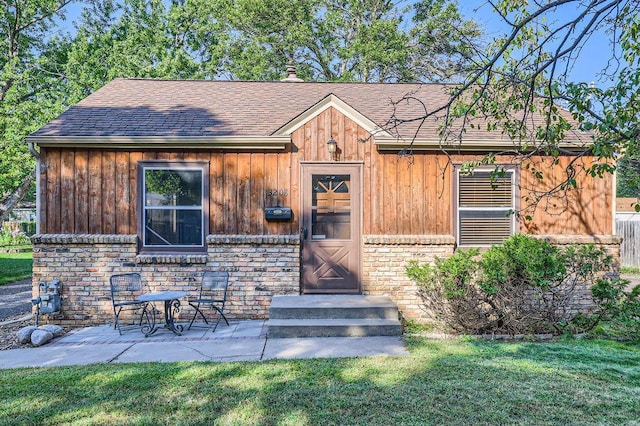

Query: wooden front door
[301,163,361,293]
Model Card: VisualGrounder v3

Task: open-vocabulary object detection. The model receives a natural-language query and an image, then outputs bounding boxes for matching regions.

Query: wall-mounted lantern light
[327,136,338,161]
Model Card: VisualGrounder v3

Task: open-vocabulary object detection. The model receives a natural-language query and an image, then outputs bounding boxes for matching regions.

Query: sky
[57,0,617,86]
[457,2,618,87]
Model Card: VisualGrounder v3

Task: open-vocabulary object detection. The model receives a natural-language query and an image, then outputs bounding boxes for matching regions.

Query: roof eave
[375,137,590,153]
[26,135,291,151]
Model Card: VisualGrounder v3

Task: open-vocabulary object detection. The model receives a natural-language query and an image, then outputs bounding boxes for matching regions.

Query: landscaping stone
[16,326,37,344]
[39,324,63,337]
[30,329,54,346]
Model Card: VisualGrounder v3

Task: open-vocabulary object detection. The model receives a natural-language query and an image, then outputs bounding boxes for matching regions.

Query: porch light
[327,136,338,161]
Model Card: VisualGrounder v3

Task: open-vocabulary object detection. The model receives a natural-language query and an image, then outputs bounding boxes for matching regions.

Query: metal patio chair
[188,271,230,332]
[109,273,150,335]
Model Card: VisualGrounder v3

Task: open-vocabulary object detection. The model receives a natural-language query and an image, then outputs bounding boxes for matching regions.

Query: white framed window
[455,167,517,247]
[138,161,209,253]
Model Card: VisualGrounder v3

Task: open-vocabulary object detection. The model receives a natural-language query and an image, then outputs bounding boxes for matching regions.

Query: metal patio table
[137,291,187,337]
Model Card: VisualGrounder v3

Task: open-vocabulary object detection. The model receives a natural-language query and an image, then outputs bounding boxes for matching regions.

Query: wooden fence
[616,213,640,268]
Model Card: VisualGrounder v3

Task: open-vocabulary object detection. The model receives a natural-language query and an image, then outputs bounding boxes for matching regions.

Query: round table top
[138,291,187,302]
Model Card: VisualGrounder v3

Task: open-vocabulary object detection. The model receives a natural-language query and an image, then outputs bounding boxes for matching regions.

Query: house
[27,77,620,326]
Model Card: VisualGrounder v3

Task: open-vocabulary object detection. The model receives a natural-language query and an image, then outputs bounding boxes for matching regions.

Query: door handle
[300,227,308,239]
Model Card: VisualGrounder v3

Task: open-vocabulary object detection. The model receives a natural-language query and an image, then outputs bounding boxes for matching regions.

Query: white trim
[26,135,290,150]
[273,94,392,138]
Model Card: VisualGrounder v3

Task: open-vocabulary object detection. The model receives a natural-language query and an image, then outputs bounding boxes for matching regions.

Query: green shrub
[0,227,32,247]
[407,234,619,335]
[590,277,640,340]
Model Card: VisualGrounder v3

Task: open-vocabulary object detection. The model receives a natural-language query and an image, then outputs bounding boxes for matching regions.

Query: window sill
[136,254,208,265]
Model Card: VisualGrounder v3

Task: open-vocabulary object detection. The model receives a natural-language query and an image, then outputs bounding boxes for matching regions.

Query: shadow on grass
[1,338,639,425]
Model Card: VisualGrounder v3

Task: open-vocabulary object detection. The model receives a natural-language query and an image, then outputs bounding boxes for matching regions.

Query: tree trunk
[0,171,35,224]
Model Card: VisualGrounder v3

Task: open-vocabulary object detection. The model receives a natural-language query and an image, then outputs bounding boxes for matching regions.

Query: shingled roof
[28,78,589,149]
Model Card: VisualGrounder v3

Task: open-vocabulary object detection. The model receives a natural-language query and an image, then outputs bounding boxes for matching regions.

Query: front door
[301,163,361,293]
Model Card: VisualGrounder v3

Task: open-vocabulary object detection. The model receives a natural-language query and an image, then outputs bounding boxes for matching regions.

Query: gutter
[25,135,291,151]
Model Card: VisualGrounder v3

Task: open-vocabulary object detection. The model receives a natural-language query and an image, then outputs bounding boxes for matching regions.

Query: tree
[617,156,640,198]
[0,0,75,223]
[211,0,481,82]
[64,0,222,97]
[394,0,640,210]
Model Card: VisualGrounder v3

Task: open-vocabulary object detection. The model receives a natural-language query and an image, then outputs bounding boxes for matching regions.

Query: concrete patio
[0,320,408,369]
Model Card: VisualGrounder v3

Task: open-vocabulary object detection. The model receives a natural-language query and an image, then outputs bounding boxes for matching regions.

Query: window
[138,161,209,253]
[456,167,517,246]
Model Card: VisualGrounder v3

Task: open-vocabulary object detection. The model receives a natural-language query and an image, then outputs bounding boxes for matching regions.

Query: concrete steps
[268,295,402,338]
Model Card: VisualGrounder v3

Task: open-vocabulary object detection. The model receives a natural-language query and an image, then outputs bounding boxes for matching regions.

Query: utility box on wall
[265,207,292,221]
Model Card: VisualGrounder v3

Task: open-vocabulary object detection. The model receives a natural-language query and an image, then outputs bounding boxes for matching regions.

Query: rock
[30,329,54,346]
[16,326,37,344]
[39,324,64,337]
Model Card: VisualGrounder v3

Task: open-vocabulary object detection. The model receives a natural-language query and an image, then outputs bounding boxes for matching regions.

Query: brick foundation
[362,235,456,321]
[30,233,621,327]
[31,234,300,326]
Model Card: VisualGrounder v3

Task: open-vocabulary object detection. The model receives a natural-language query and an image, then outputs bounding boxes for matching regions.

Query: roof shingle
[30,78,588,145]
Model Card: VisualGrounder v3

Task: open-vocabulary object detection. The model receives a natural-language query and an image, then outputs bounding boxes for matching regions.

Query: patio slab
[0,320,408,368]
[0,343,133,368]
[263,336,408,359]
[112,339,266,363]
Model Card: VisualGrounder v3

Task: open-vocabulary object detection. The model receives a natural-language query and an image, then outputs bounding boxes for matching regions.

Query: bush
[590,277,640,341]
[1,221,36,236]
[0,227,32,247]
[407,234,620,335]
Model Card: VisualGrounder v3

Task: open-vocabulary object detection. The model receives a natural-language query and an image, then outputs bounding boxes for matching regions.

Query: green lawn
[0,251,32,285]
[1,337,638,425]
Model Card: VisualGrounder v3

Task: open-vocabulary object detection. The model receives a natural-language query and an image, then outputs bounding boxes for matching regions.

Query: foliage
[0,338,639,424]
[617,156,640,199]
[2,221,36,237]
[407,234,617,335]
[590,277,640,341]
[0,251,33,285]
[212,0,481,82]
[0,1,74,222]
[621,266,640,275]
[0,228,32,247]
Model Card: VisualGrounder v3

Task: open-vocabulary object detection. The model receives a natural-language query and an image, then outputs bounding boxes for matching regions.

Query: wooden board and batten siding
[38,107,612,238]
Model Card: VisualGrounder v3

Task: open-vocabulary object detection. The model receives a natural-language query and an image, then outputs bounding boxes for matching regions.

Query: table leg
[164,299,184,335]
[141,302,158,337]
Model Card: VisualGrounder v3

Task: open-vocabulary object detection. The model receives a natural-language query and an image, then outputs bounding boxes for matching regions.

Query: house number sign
[266,189,288,197]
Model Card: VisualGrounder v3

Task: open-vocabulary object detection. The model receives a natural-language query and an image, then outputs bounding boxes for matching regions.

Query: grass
[621,266,640,275]
[0,251,32,286]
[0,337,638,425]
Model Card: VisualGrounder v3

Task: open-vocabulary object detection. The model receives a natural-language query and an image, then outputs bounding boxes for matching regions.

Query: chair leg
[213,306,230,326]
[114,306,123,335]
[187,303,209,330]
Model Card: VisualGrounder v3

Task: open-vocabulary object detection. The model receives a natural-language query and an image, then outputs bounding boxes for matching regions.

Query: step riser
[268,295,403,338]
[269,325,402,338]
[270,307,398,320]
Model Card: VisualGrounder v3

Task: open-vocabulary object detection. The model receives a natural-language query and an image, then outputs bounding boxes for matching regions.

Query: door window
[311,174,351,240]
